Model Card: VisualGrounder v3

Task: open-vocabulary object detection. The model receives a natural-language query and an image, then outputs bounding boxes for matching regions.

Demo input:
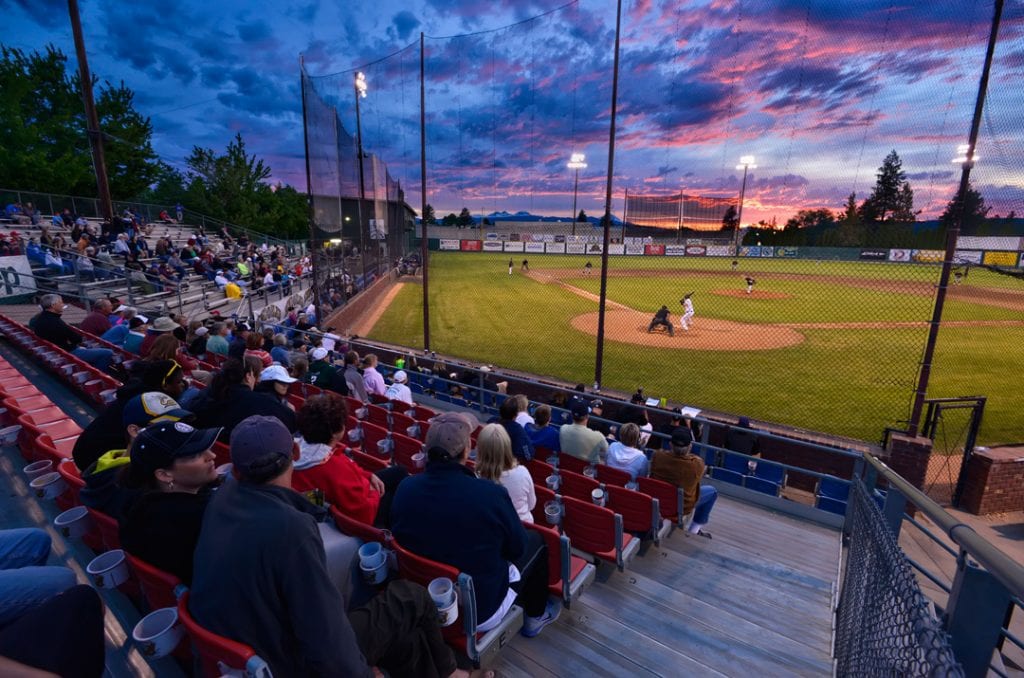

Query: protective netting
[625,193,739,232]
[835,480,964,676]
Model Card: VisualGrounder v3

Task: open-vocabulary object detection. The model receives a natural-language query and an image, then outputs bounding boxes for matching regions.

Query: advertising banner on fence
[645,244,665,255]
[524,242,545,253]
[503,241,524,252]
[584,243,604,254]
[983,251,1019,267]
[860,249,888,260]
[482,241,503,252]
[607,244,625,255]
[440,239,461,251]
[953,250,983,264]
[461,240,482,251]
[775,246,799,258]
[485,232,499,240]
[1020,253,1024,268]
[685,245,707,256]
[759,246,774,257]
[0,255,36,301]
[957,236,1021,251]
[509,233,521,241]
[706,244,734,257]
[566,243,585,254]
[888,249,911,262]
[665,245,687,256]
[739,246,761,257]
[911,249,944,263]
[545,243,566,254]
[625,243,644,255]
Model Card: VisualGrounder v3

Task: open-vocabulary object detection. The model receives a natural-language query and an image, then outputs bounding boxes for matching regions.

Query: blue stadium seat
[693,443,717,467]
[753,460,785,485]
[744,476,781,496]
[817,475,850,501]
[710,467,744,486]
[721,451,751,475]
[816,496,848,515]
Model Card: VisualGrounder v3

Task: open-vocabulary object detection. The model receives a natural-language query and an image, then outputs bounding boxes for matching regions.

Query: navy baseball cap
[230,415,294,479]
[670,427,693,447]
[130,421,221,479]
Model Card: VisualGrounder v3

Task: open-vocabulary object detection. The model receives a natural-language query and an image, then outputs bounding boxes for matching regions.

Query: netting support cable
[298,57,322,316]
[420,32,430,351]
[908,0,1004,437]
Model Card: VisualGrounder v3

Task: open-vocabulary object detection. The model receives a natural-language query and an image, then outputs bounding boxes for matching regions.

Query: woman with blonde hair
[606,422,649,481]
[475,423,535,523]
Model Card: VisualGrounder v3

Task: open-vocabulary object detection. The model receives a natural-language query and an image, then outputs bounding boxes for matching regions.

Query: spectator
[79,298,112,336]
[149,333,198,372]
[362,354,386,396]
[244,331,272,368]
[123,316,149,354]
[139,316,179,357]
[29,294,113,372]
[321,326,341,353]
[175,202,183,222]
[391,412,560,638]
[191,416,463,678]
[189,357,296,440]
[343,350,368,402]
[650,428,717,538]
[525,404,561,453]
[255,364,297,412]
[475,424,535,523]
[100,308,135,346]
[228,321,250,360]
[496,396,534,462]
[308,347,348,395]
[290,354,309,382]
[586,399,613,438]
[293,394,407,527]
[513,394,534,428]
[119,421,222,584]
[269,333,290,366]
[559,400,608,464]
[383,370,414,405]
[187,325,209,358]
[605,423,649,481]
[726,416,759,457]
[0,528,77,626]
[206,321,229,356]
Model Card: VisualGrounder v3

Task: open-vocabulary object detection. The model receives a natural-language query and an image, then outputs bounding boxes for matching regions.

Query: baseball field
[367,252,1024,445]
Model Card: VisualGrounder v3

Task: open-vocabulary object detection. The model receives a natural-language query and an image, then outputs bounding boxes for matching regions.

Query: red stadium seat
[177,590,270,678]
[86,507,122,551]
[604,484,670,546]
[560,495,640,571]
[637,476,685,529]
[523,521,595,608]
[365,403,391,430]
[351,449,390,473]
[360,421,391,459]
[126,553,184,612]
[390,433,424,473]
[330,506,390,544]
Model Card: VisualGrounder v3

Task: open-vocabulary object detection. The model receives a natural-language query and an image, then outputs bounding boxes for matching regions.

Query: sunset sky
[5,0,1024,228]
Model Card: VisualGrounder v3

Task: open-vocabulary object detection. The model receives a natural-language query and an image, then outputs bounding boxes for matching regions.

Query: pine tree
[860,150,915,222]
[423,203,436,225]
[577,209,588,222]
[456,207,473,227]
[939,182,990,233]
[721,205,739,231]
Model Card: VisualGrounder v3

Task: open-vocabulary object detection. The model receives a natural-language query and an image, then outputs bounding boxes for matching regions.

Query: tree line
[0,45,308,239]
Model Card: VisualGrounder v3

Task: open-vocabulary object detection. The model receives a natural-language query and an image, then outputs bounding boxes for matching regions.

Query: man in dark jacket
[308,347,348,395]
[190,416,462,678]
[227,321,250,360]
[29,294,113,371]
[79,298,112,336]
[391,412,559,638]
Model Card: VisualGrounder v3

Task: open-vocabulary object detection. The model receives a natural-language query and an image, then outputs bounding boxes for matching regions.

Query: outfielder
[745,276,756,295]
[508,258,514,276]
[679,292,695,331]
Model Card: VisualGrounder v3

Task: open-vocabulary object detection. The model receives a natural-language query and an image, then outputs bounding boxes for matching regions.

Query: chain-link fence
[836,479,964,676]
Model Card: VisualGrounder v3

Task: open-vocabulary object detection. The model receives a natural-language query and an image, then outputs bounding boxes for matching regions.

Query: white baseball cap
[259,364,297,383]
[311,347,329,361]
[393,370,408,383]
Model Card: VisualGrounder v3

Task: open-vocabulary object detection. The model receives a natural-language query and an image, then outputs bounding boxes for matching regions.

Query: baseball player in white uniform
[679,292,695,331]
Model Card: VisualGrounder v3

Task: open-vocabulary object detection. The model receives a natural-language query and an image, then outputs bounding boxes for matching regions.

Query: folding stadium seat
[392,540,523,667]
[637,476,685,529]
[126,553,185,612]
[86,507,122,551]
[330,506,390,545]
[366,403,391,430]
[286,393,305,411]
[390,410,419,439]
[594,463,633,488]
[720,451,752,476]
[406,404,437,422]
[745,460,786,496]
[523,521,595,609]
[368,393,390,406]
[744,476,782,496]
[560,495,639,571]
[815,475,851,515]
[177,590,272,678]
[710,467,745,486]
[360,421,391,460]
[692,442,718,468]
[604,484,669,546]
[554,453,589,476]
[556,467,600,503]
[390,433,425,473]
[0,381,38,399]
[211,441,231,467]
[525,458,556,487]
[3,395,55,420]
[351,449,389,473]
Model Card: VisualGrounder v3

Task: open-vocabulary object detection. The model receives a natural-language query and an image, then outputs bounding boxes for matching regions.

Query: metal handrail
[863,453,1024,598]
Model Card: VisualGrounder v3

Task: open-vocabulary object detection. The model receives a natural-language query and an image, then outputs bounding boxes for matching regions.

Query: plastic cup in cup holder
[359,543,387,585]
[625,481,638,491]
[355,407,368,420]
[583,465,597,479]
[87,549,129,589]
[24,459,53,480]
[544,500,561,525]
[29,472,67,500]
[591,488,606,507]
[545,474,560,491]
[428,577,455,608]
[0,425,23,446]
[132,607,184,659]
[406,424,421,439]
[54,506,92,539]
[412,451,426,469]
[546,456,559,468]
[348,428,363,443]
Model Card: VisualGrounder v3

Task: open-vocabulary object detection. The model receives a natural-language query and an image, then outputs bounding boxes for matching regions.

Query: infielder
[679,292,695,331]
[745,276,756,294]
[508,258,514,276]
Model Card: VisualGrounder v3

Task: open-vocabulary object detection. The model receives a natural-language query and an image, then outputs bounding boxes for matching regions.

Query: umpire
[647,305,674,336]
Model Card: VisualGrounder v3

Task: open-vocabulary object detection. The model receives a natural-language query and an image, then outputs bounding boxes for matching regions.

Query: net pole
[298,57,322,316]
[420,32,431,351]
[677,190,684,244]
[594,0,623,389]
[908,0,1004,437]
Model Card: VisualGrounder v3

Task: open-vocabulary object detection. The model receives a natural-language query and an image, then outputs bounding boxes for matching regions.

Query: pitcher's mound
[570,309,805,351]
[712,289,792,300]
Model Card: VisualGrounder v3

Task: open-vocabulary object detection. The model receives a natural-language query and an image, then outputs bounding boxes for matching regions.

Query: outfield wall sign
[607,244,625,255]
[524,242,545,253]
[566,243,585,254]
[545,243,566,254]
[665,245,686,256]
[888,249,911,262]
[460,240,482,251]
[860,249,888,260]
[706,245,734,256]
[645,245,665,255]
[625,243,644,255]
[503,241,525,252]
[0,255,36,301]
[983,251,1018,267]
[685,245,707,256]
[953,250,983,264]
[911,249,944,263]
[482,241,503,252]
[775,247,799,258]
[440,239,461,251]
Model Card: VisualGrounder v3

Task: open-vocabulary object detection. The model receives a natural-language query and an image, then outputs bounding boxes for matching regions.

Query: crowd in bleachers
[0,283,742,676]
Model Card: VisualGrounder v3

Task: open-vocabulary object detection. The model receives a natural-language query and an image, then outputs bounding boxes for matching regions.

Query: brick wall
[322,271,397,336]
[959,446,1024,515]
[882,433,932,491]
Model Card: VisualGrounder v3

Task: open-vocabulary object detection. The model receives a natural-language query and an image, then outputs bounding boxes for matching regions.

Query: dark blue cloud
[391,11,421,41]
[238,20,272,43]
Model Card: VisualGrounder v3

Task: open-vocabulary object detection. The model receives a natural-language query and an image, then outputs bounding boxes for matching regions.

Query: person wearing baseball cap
[79,392,194,522]
[189,415,464,678]
[559,398,609,464]
[254,364,298,411]
[650,427,717,539]
[391,411,561,639]
[120,420,222,584]
[308,345,348,396]
[188,358,296,440]
[383,370,413,405]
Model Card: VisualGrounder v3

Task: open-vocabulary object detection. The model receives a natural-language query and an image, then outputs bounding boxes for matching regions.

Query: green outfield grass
[369,252,1024,445]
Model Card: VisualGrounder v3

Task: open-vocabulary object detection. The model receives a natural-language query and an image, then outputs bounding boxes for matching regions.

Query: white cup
[406,424,421,438]
[30,472,68,500]
[376,438,393,456]
[411,452,426,469]
[24,459,54,480]
[133,607,184,658]
[545,474,560,491]
[360,549,388,585]
[0,424,22,446]
[348,428,363,443]
[591,488,606,507]
[355,407,368,420]
[583,465,597,479]
[625,481,639,491]
[428,577,455,608]
[54,506,92,539]
[87,549,129,588]
[544,500,561,525]
[437,597,458,627]
[546,456,559,468]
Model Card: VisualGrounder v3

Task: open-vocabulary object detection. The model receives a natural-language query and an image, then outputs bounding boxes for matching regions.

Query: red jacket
[292,448,380,526]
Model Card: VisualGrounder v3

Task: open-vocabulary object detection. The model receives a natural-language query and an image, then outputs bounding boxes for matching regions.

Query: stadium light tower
[734,155,756,252]
[353,71,368,278]
[568,152,587,236]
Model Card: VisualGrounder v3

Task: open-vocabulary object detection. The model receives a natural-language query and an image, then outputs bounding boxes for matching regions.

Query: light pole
[734,155,756,252]
[568,152,587,236]
[354,72,368,279]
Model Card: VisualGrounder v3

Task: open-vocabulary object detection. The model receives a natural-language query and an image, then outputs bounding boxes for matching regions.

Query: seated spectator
[605,422,649,481]
[475,424,535,523]
[205,321,229,356]
[254,364,297,412]
[244,331,272,368]
[191,415,464,677]
[525,404,561,452]
[28,294,113,372]
[269,333,290,366]
[308,347,348,395]
[101,308,135,346]
[123,315,149,353]
[80,392,194,521]
[513,394,534,427]
[0,528,77,626]
[383,370,414,405]
[149,333,198,372]
[228,322,250,360]
[79,297,112,336]
[293,394,407,527]
[213,269,230,289]
[391,412,559,638]
[496,396,534,462]
[362,354,386,396]
[559,400,608,464]
[726,416,759,457]
[119,421,221,584]
[139,316,179,357]
[650,428,716,538]
[187,325,209,358]
[586,399,613,437]
[189,357,296,439]
[343,350,368,402]
[290,354,309,381]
